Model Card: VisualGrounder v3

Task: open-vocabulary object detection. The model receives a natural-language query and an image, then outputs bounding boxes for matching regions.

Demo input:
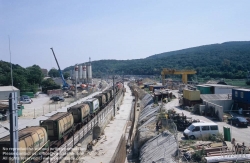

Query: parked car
[20,95,31,101]
[20,99,32,104]
[246,118,250,126]
[228,117,248,127]
[50,96,65,102]
[183,122,219,140]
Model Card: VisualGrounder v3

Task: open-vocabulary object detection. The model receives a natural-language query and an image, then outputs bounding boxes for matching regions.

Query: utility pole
[75,64,78,99]
[113,75,115,116]
[9,92,19,163]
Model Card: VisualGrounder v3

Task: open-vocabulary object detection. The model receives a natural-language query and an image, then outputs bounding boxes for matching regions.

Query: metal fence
[21,89,97,119]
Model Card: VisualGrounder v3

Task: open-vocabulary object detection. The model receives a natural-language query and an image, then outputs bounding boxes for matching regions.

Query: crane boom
[50,48,69,89]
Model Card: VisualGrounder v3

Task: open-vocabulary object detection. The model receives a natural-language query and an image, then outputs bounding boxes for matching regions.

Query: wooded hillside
[64,41,250,79]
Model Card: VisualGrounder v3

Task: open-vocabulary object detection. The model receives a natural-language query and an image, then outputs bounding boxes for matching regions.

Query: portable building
[183,89,200,101]
[0,86,20,101]
[232,88,250,104]
[144,83,154,89]
[232,88,250,115]
[201,84,238,94]
[196,85,212,94]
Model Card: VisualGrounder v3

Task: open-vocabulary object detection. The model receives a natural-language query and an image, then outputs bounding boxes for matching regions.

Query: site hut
[143,83,154,89]
[198,84,238,94]
[0,86,21,120]
[149,85,165,93]
[182,89,202,107]
[0,86,20,101]
[232,88,250,115]
[200,94,234,121]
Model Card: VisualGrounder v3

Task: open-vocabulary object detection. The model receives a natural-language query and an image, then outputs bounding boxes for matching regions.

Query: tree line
[64,41,250,81]
[0,61,60,93]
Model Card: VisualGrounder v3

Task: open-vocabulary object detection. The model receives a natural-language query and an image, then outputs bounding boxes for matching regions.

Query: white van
[183,122,219,139]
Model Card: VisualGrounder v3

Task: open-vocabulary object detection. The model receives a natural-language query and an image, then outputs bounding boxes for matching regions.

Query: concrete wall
[110,134,126,163]
[203,100,223,121]
[94,91,124,138]
[208,100,233,112]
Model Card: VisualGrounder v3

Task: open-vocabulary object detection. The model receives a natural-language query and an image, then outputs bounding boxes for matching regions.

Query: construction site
[1,67,250,163]
[124,68,250,163]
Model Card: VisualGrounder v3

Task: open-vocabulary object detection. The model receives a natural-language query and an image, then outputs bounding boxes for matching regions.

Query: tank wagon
[67,103,90,129]
[40,112,74,147]
[102,91,111,102]
[0,82,125,162]
[93,94,107,109]
[83,98,99,117]
[0,126,49,163]
[106,89,114,99]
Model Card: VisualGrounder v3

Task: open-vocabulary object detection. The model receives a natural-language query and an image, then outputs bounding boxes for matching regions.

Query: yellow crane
[161,68,196,85]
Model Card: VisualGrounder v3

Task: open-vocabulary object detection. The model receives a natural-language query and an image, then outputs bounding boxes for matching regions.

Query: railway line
[0,81,124,163]
[41,89,123,163]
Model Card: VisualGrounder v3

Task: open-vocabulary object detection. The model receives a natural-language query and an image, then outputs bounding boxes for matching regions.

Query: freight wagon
[106,89,114,99]
[67,103,90,129]
[93,94,107,109]
[0,81,125,163]
[102,91,111,102]
[0,126,49,163]
[40,112,74,147]
[83,98,100,117]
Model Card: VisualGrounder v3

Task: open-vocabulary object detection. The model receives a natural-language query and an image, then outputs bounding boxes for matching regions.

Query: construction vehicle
[50,48,70,90]
[161,68,196,85]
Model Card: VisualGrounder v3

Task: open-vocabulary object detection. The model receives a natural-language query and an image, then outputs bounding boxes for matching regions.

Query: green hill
[64,41,250,79]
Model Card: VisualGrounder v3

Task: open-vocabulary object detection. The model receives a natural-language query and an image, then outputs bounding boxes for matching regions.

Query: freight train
[0,82,124,163]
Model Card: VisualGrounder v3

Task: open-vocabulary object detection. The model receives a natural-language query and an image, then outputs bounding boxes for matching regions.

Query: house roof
[0,86,19,92]
[200,94,231,101]
[233,88,250,92]
[199,84,238,88]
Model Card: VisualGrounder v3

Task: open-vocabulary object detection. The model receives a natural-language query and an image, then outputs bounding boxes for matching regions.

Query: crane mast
[50,48,69,89]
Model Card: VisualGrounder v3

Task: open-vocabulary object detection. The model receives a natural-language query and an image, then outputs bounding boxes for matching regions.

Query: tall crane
[161,68,196,85]
[50,48,69,89]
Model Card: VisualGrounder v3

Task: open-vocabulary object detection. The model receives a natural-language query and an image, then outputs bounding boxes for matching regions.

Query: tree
[41,78,61,93]
[48,68,60,77]
[26,65,43,84]
[63,72,70,79]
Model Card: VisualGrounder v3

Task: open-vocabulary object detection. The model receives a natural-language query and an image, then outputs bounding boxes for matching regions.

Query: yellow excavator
[161,68,196,85]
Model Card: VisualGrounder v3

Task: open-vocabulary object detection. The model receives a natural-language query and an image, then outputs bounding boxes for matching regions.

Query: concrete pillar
[93,125,101,139]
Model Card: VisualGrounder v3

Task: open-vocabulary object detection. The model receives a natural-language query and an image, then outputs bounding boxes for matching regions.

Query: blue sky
[1,0,250,70]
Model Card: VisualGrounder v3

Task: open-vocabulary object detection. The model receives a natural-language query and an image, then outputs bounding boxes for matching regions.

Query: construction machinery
[161,68,196,85]
[50,48,69,90]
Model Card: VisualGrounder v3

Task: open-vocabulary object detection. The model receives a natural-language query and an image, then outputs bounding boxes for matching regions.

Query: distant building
[197,84,238,94]
[41,68,48,77]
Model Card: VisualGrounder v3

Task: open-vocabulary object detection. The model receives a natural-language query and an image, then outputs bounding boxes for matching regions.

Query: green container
[17,105,24,117]
[20,92,34,98]
[197,85,212,94]
[223,126,231,141]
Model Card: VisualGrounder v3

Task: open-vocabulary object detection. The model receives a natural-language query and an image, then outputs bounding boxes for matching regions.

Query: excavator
[161,68,196,85]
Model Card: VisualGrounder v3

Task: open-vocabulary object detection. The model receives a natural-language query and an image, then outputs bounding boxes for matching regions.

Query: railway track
[41,91,123,163]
